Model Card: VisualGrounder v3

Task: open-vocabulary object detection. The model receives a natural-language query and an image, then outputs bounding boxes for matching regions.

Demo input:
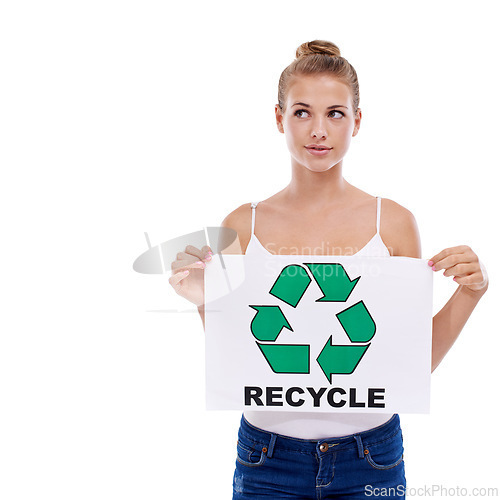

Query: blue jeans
[233,413,406,499]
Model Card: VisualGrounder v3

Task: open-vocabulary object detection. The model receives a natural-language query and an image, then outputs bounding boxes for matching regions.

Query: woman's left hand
[428,245,489,293]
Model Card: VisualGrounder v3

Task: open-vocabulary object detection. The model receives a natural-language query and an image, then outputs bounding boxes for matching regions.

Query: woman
[169,40,489,499]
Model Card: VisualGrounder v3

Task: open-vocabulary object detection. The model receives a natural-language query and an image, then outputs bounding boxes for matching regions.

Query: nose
[311,117,327,140]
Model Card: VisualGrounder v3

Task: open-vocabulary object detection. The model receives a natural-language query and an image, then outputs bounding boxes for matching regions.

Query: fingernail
[204,254,212,261]
[432,265,436,271]
[453,277,457,281]
[183,270,189,275]
[428,260,434,267]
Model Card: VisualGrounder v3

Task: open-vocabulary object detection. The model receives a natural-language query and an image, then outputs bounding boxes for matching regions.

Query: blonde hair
[278,40,360,113]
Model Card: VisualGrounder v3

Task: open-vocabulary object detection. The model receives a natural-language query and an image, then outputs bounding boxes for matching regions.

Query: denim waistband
[238,413,401,459]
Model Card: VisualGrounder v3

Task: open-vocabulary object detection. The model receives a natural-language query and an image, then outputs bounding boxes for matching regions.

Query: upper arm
[218,203,252,255]
[382,198,422,258]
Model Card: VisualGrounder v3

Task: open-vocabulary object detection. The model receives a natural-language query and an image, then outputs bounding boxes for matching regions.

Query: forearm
[431,283,488,372]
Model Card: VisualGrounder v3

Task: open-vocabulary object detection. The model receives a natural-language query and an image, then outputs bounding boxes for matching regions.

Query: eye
[329,110,344,118]
[294,109,309,118]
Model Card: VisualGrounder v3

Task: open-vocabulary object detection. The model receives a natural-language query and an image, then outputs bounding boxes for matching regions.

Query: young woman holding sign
[169,40,489,499]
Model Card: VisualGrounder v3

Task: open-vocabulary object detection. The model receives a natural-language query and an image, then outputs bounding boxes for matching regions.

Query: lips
[305,144,332,156]
[305,144,332,151]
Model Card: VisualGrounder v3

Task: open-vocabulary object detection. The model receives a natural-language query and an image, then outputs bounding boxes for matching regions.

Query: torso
[239,189,395,257]
[220,187,416,439]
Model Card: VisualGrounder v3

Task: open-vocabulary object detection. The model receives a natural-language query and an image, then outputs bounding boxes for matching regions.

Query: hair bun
[296,40,341,59]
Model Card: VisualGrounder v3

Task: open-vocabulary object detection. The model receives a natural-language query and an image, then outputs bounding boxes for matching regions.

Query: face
[275,73,361,172]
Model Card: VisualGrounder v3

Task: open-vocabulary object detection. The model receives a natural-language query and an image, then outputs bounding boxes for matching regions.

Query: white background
[0,1,498,498]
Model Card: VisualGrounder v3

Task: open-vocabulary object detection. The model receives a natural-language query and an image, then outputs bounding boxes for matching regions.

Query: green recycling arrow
[249,305,293,342]
[316,337,370,383]
[305,263,360,302]
[336,301,376,342]
[257,343,310,374]
[269,264,311,307]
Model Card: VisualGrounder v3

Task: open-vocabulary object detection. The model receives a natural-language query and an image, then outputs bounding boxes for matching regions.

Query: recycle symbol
[249,263,376,383]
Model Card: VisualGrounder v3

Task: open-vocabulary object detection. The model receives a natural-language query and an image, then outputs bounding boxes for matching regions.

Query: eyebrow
[292,102,348,110]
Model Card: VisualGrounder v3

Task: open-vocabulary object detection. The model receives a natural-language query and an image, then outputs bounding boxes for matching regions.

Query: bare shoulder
[380,197,416,222]
[219,202,253,255]
[380,197,422,258]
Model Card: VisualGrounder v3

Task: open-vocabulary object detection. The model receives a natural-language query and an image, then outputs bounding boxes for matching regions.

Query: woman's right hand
[169,245,213,307]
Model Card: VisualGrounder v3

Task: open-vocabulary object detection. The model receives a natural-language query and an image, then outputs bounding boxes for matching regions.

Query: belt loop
[354,434,365,459]
[267,433,277,458]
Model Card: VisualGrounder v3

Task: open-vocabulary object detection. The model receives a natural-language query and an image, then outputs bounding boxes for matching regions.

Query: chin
[304,163,337,173]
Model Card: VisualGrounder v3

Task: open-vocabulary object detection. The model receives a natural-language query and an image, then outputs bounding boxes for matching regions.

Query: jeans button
[320,442,329,452]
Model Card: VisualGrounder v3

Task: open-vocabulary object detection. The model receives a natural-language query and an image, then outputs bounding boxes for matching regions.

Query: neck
[284,159,349,209]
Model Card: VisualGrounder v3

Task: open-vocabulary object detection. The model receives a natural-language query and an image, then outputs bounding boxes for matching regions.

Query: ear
[275,104,284,134]
[352,107,362,137]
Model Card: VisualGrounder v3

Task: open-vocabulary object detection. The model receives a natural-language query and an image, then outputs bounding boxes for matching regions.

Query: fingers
[171,245,213,272]
[168,244,214,300]
[169,258,206,286]
[441,262,472,278]
[171,260,206,272]
[429,245,477,271]
[177,245,213,262]
[453,270,485,287]
[169,269,190,289]
[427,245,477,273]
[427,245,488,291]
[184,244,213,261]
[201,245,213,260]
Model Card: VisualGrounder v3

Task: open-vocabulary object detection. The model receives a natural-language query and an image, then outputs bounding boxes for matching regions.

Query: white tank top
[243,196,395,439]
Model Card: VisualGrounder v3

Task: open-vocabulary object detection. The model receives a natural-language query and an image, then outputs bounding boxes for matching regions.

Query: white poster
[205,255,433,413]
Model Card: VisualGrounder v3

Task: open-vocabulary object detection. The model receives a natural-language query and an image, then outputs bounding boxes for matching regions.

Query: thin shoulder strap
[250,201,260,235]
[376,196,381,234]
